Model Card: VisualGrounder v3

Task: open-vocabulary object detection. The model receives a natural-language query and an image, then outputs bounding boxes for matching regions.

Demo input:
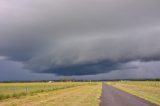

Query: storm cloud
[0,0,160,78]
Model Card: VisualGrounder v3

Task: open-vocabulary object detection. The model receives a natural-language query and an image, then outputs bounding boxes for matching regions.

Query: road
[100,83,158,106]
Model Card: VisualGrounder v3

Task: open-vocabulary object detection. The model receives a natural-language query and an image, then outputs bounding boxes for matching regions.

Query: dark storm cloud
[0,0,160,77]
[37,61,121,76]
[0,59,56,81]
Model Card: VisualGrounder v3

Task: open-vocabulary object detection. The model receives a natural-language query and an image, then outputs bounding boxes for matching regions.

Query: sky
[0,0,160,81]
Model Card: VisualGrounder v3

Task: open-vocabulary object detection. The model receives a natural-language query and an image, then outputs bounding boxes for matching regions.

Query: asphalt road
[100,83,159,106]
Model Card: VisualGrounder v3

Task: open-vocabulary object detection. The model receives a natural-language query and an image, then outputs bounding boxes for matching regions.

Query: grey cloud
[0,59,56,81]
[0,0,160,77]
[72,60,160,80]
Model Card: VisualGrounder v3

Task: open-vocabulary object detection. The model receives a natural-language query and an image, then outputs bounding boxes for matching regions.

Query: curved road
[100,83,159,106]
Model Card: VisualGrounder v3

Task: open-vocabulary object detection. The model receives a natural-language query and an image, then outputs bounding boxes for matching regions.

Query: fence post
[25,87,28,93]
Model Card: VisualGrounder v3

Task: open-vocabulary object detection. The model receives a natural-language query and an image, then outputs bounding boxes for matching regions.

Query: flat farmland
[0,82,101,106]
[108,81,160,105]
[0,81,160,106]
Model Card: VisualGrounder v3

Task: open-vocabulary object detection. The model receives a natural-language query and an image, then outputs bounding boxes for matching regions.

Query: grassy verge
[108,81,160,105]
[0,83,101,106]
[0,82,98,100]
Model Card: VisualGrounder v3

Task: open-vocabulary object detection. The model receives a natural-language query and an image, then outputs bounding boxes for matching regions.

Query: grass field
[1,81,160,106]
[0,82,90,100]
[108,81,160,105]
[0,82,101,106]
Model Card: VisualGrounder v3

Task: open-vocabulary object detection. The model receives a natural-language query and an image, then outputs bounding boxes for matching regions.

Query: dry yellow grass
[0,82,88,99]
[108,81,160,105]
[0,83,101,106]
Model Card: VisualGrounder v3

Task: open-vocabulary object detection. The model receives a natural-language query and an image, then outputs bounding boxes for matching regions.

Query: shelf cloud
[0,0,160,79]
